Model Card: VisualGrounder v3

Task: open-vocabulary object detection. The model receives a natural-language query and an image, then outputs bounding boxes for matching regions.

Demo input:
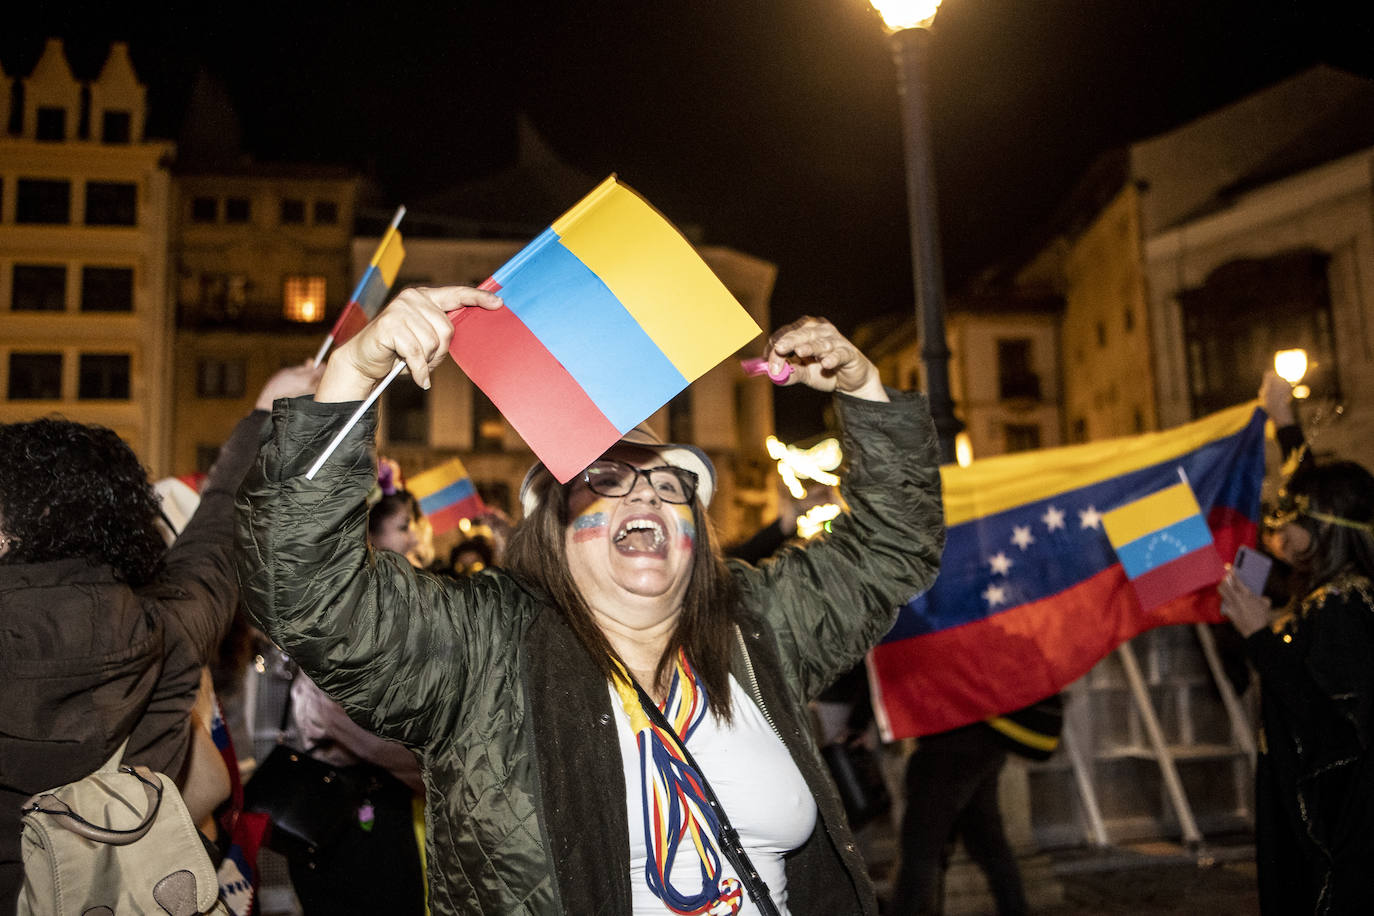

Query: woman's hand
[1218,566,1273,637]
[1259,370,1295,427]
[255,360,325,410]
[764,316,888,402]
[317,286,503,403]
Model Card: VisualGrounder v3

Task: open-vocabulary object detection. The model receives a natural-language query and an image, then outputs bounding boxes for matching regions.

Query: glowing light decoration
[797,503,843,540]
[765,435,842,499]
[955,431,974,468]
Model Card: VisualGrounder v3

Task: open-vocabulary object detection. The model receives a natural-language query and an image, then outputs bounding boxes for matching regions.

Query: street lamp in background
[868,0,962,465]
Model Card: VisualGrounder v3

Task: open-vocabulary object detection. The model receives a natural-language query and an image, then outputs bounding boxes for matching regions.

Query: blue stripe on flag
[1115,514,1214,580]
[354,265,390,318]
[496,236,686,432]
[882,414,1264,643]
[418,477,477,517]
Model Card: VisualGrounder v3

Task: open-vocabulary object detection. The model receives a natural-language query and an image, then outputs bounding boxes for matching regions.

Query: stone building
[0,39,175,474]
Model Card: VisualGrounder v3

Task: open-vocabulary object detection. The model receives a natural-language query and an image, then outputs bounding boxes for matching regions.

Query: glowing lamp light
[954,431,973,468]
[1274,349,1308,385]
[1293,384,1311,400]
[868,0,942,31]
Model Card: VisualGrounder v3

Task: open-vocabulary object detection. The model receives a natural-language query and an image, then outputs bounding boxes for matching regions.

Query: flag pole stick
[314,206,408,366]
[305,361,405,480]
[312,334,335,367]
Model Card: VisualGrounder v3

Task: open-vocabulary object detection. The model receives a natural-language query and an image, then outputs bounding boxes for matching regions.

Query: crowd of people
[1,282,1371,916]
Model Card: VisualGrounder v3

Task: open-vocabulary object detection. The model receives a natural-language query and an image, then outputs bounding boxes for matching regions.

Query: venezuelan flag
[408,457,486,537]
[326,207,406,352]
[1103,479,1224,611]
[448,176,761,483]
[869,402,1266,741]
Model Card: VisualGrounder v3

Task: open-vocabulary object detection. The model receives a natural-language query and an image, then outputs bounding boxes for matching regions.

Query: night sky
[6,1,1373,437]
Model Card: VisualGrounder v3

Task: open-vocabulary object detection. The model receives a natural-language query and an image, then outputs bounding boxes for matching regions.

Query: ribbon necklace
[612,651,744,915]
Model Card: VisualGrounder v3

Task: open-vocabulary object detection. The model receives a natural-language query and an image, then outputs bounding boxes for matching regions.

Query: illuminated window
[283,275,326,322]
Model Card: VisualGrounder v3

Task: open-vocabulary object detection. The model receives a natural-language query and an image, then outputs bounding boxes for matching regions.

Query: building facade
[0,40,175,474]
[170,165,360,474]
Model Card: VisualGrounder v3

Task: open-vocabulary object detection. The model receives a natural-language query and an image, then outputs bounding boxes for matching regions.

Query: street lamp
[869,0,962,464]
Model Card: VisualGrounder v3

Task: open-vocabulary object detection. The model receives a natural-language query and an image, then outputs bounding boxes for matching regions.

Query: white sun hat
[518,424,716,519]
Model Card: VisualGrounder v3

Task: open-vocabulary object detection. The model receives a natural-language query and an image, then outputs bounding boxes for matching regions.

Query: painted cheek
[672,505,696,551]
[573,510,610,543]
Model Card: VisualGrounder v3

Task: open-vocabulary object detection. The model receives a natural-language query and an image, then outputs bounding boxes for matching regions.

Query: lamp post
[869,0,962,464]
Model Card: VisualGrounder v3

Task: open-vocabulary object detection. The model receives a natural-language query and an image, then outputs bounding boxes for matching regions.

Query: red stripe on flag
[1130,543,1225,611]
[426,495,487,537]
[329,301,370,348]
[870,516,1254,738]
[449,302,621,484]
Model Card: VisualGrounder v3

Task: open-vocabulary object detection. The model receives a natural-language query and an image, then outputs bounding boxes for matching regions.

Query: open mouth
[614,517,667,554]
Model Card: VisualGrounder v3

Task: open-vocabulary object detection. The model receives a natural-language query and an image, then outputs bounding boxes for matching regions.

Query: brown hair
[504,467,739,721]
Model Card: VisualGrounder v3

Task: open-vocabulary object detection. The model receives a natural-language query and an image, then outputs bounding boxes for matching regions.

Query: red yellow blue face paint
[573,509,609,543]
[671,504,695,551]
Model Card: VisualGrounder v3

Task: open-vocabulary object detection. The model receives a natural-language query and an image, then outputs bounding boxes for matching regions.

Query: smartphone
[1233,545,1272,595]
[1233,545,1290,605]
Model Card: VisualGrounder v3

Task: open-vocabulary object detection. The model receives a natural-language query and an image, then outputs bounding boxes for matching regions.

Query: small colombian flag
[449,176,761,483]
[1102,477,1225,612]
[407,457,486,537]
[329,212,406,349]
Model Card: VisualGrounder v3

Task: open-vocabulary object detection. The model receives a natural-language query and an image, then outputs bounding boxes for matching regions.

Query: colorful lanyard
[612,651,744,915]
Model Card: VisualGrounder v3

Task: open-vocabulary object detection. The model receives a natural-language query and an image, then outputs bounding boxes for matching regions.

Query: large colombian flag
[869,402,1266,741]
[408,457,486,537]
[448,176,761,483]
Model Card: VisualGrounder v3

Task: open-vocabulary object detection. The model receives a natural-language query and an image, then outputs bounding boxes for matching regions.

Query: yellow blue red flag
[870,402,1266,741]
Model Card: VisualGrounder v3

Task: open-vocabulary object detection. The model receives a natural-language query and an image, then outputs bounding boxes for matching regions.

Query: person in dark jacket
[1219,459,1374,915]
[236,286,945,915]
[0,363,319,911]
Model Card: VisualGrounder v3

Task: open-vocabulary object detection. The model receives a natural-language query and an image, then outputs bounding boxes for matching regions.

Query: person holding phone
[1218,460,1374,915]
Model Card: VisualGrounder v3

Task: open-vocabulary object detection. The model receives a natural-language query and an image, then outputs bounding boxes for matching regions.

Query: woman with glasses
[1220,459,1374,915]
[236,286,945,916]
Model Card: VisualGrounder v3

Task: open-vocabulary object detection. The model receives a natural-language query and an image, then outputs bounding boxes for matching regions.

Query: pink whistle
[740,357,793,383]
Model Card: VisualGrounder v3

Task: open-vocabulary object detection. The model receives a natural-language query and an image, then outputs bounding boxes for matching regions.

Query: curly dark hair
[0,418,166,586]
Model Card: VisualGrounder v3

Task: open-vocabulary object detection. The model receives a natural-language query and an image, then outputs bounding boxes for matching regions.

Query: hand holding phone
[1233,545,1273,596]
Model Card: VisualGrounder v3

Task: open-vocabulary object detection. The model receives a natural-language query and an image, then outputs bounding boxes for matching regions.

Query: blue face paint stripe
[574,512,608,531]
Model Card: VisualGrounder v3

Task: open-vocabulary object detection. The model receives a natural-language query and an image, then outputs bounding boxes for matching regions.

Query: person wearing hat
[1220,459,1374,915]
[235,286,945,915]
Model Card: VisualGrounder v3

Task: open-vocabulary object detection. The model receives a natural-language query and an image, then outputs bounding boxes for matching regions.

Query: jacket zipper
[734,625,782,742]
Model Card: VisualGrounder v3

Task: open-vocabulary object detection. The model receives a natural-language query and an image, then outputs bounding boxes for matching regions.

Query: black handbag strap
[631,680,783,916]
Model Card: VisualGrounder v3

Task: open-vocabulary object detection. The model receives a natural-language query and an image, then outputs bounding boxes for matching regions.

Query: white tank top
[610,675,819,914]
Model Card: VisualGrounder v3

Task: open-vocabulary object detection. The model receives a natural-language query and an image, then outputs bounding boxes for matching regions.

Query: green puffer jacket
[236,390,944,915]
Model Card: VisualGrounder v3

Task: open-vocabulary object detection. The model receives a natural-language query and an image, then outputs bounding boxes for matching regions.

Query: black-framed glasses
[581,459,697,504]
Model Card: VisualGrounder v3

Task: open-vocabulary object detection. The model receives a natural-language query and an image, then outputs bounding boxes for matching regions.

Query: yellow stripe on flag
[407,457,469,500]
[938,401,1258,527]
[553,176,761,380]
[1101,481,1203,548]
[371,227,406,287]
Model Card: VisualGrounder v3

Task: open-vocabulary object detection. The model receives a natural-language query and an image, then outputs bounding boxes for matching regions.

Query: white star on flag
[982,583,1007,607]
[1079,505,1102,529]
[1011,525,1036,551]
[1042,505,1066,531]
[988,552,1013,575]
